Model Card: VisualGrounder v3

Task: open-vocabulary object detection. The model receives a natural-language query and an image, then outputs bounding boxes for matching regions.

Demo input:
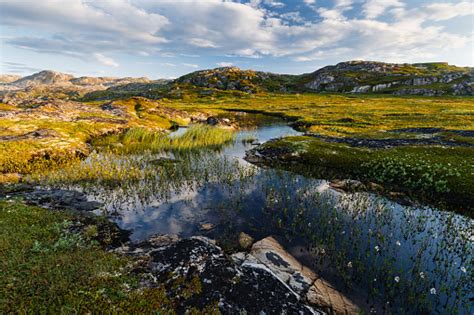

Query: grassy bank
[166,93,474,137]
[0,97,190,177]
[254,136,474,214]
[0,200,217,313]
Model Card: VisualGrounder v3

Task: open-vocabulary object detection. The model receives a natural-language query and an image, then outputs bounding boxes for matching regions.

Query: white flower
[394,276,400,283]
[373,278,377,282]
[320,248,325,254]
[430,288,436,295]
[347,261,353,268]
[374,246,380,252]
[461,266,467,273]
[419,272,425,279]
[396,241,401,246]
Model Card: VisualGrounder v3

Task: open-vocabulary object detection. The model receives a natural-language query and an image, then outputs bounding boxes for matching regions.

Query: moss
[257,136,473,214]
[0,200,221,313]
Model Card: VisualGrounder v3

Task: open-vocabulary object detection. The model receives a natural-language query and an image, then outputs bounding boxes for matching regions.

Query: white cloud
[424,1,473,21]
[1,0,473,68]
[363,0,404,19]
[216,62,234,67]
[93,53,119,67]
[182,63,199,68]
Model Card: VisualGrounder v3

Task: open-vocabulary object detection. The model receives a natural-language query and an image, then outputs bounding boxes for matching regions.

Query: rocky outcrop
[304,61,473,96]
[116,234,360,314]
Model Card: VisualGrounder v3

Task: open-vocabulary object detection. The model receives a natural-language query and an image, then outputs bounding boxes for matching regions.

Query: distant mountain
[0,74,22,84]
[2,61,473,97]
[11,70,74,88]
[173,61,473,96]
[0,70,153,91]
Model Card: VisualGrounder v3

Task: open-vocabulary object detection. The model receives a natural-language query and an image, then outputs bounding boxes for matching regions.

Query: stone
[329,179,366,193]
[199,222,215,231]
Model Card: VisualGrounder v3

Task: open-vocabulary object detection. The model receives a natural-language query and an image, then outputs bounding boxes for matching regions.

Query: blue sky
[0,0,472,79]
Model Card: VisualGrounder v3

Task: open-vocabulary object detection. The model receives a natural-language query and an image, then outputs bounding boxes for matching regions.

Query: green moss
[0,200,220,313]
[259,136,474,214]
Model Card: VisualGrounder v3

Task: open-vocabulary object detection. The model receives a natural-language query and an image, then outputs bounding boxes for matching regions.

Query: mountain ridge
[2,60,473,96]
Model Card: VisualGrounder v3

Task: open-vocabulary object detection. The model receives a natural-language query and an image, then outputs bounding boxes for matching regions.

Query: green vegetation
[0,200,218,313]
[256,136,474,213]
[0,97,191,176]
[92,124,235,154]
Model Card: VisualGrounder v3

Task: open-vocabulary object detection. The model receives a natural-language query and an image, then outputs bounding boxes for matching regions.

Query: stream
[37,113,473,314]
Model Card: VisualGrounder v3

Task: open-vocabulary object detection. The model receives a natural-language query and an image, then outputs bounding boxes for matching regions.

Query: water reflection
[42,114,472,314]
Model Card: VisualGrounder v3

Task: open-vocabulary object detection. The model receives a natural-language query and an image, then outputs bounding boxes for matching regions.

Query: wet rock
[329,179,366,193]
[238,232,254,250]
[23,189,103,211]
[368,182,384,192]
[199,222,215,231]
[245,237,360,314]
[206,116,219,126]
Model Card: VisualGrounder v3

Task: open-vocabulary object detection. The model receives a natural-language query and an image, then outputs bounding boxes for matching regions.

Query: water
[41,113,473,314]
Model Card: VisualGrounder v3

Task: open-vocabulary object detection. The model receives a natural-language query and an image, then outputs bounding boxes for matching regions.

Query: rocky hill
[174,61,473,96]
[2,61,473,97]
[176,66,299,93]
[0,74,22,84]
[302,61,473,96]
[0,70,152,92]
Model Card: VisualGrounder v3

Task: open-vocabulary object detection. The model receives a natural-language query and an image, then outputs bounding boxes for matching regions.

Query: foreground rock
[116,235,359,314]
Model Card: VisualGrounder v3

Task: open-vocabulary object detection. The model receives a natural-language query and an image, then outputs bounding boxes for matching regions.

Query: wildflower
[347,261,353,268]
[460,266,467,273]
[396,240,401,246]
[430,288,436,295]
[374,245,380,252]
[419,272,425,279]
[394,276,400,283]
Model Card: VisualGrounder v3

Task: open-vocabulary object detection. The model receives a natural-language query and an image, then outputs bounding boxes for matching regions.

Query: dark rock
[206,116,219,126]
[116,235,324,314]
[23,189,103,211]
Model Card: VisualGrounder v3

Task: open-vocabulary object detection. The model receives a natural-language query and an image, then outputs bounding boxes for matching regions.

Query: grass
[255,136,474,214]
[0,200,219,313]
[161,93,474,137]
[92,124,235,154]
[0,97,192,176]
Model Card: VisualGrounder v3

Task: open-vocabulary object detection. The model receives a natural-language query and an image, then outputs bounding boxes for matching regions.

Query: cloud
[182,63,199,68]
[93,53,119,67]
[216,62,234,67]
[1,61,42,74]
[362,0,404,19]
[1,0,473,68]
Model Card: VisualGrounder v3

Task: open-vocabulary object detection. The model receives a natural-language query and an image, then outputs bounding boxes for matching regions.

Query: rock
[23,189,103,211]
[329,179,366,193]
[368,182,384,192]
[199,222,215,231]
[238,232,254,250]
[246,236,360,314]
[350,85,371,93]
[117,235,321,314]
[206,116,219,126]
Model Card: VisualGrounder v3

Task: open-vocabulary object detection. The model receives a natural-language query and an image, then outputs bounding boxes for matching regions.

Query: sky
[0,0,473,79]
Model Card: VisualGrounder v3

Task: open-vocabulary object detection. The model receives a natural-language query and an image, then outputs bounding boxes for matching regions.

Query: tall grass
[92,124,235,154]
